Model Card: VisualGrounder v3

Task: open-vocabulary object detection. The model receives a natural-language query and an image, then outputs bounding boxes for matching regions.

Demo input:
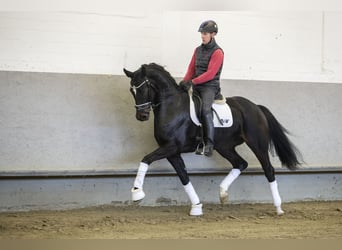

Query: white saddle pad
[189,95,233,128]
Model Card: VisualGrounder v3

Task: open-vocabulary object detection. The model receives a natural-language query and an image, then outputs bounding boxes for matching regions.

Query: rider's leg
[196,86,217,157]
[202,113,214,156]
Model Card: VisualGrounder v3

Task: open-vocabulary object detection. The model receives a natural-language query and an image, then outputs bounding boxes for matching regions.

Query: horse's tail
[258,105,301,170]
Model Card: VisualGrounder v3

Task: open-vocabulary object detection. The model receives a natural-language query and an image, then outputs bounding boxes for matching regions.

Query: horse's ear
[141,65,147,77]
[123,68,133,78]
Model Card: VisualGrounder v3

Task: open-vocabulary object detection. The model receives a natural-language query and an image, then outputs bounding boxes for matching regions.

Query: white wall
[0,12,163,75]
[1,11,342,83]
[164,11,342,83]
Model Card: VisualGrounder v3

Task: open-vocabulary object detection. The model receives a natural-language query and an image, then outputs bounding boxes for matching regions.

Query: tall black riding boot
[202,113,215,157]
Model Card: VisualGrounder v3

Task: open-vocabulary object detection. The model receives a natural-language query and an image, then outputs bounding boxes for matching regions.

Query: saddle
[189,88,233,128]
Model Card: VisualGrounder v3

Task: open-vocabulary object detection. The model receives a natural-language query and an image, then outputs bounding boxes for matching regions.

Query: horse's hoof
[131,187,145,202]
[219,187,228,204]
[276,207,284,216]
[190,203,203,216]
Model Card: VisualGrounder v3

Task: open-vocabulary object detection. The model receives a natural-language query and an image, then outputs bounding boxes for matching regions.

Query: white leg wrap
[190,203,203,216]
[183,182,200,205]
[184,182,203,216]
[220,168,241,191]
[270,180,284,215]
[131,162,148,201]
[133,162,149,189]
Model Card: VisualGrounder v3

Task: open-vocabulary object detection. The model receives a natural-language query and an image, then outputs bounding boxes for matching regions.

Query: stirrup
[195,141,205,155]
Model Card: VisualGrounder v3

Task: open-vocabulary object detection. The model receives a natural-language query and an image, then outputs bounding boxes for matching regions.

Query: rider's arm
[183,49,196,81]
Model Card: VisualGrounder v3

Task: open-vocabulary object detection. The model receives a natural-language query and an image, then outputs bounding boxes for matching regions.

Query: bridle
[130,78,160,111]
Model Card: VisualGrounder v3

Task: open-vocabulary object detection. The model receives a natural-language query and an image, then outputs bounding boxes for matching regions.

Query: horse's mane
[143,63,179,88]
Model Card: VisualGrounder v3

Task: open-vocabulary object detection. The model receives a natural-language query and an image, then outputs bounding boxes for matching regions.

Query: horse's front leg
[167,154,203,216]
[131,145,177,203]
[131,162,149,201]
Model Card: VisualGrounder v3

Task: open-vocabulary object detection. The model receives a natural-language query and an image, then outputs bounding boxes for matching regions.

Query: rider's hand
[179,80,192,92]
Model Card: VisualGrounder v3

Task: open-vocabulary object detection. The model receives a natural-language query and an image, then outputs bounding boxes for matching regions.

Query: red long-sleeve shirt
[183,48,224,85]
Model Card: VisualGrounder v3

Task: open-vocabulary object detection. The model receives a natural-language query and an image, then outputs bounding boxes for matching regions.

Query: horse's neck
[148,76,179,98]
[147,70,186,110]
[154,90,188,117]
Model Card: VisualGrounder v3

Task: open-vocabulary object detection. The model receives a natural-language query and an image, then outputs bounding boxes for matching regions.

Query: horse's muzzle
[136,109,150,121]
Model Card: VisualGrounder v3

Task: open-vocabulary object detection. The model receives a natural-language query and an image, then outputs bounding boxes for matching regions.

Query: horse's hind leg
[246,137,285,215]
[167,154,203,216]
[259,155,284,215]
[216,147,248,204]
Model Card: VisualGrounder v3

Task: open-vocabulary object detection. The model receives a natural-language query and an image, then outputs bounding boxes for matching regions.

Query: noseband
[130,78,151,111]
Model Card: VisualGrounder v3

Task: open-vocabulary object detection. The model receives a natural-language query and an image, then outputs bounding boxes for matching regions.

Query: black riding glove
[179,80,192,92]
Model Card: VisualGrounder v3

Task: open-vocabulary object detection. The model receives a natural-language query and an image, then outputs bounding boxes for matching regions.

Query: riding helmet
[198,20,218,33]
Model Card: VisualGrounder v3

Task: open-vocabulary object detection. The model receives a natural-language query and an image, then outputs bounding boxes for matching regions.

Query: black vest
[195,38,223,87]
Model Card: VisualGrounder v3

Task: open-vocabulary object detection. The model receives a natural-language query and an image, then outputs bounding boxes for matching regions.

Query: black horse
[123,63,301,216]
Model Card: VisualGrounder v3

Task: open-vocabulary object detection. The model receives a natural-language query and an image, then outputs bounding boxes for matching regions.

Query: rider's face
[201,32,215,45]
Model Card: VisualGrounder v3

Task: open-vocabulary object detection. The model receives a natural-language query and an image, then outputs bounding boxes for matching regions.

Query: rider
[179,20,224,157]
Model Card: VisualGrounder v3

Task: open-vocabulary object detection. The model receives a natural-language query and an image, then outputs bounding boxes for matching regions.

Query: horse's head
[123,65,153,121]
